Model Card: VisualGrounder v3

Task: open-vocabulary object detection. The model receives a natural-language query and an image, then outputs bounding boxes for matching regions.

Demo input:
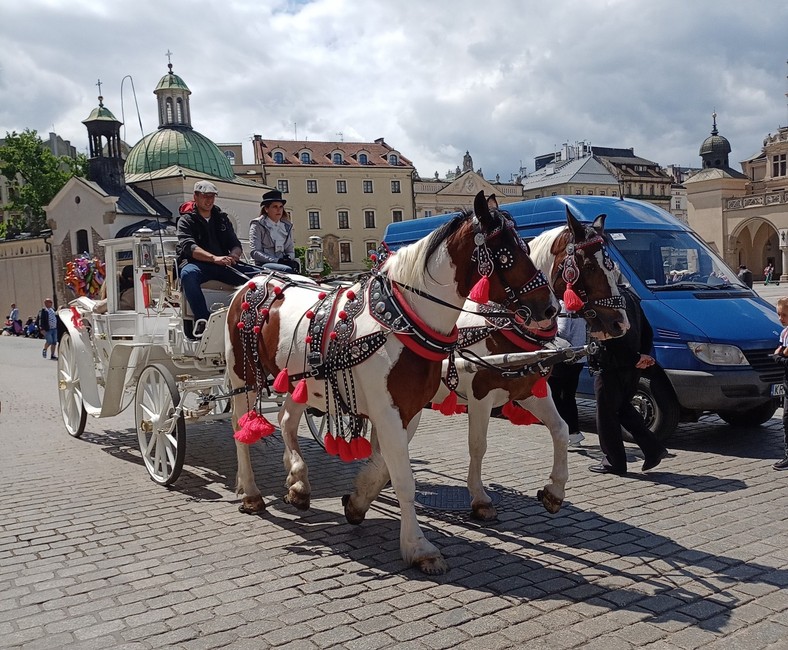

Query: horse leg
[279,398,310,510]
[520,390,568,514]
[232,389,267,514]
[466,394,499,521]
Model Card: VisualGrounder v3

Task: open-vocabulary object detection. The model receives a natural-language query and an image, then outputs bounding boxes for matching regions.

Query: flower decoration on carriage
[64,253,106,299]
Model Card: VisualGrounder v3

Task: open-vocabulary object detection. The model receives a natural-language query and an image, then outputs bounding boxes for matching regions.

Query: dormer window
[332,152,343,165]
[388,154,399,165]
[358,153,368,165]
[273,151,284,163]
[300,151,312,164]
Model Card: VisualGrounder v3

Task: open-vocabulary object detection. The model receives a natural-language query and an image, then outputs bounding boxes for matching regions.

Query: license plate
[771,383,785,397]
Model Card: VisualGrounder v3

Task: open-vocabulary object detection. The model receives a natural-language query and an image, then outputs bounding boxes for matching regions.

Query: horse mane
[384,212,469,288]
[527,224,567,272]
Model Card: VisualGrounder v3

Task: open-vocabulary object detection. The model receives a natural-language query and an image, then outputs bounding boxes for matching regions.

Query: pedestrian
[737,265,753,289]
[548,299,587,447]
[176,180,260,338]
[768,296,788,471]
[38,298,58,360]
[249,189,300,273]
[764,262,774,285]
[587,285,670,476]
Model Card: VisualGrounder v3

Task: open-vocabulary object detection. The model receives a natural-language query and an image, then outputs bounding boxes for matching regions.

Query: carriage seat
[181,280,239,320]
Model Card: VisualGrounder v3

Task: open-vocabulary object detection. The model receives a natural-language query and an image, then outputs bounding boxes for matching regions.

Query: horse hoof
[342,494,366,525]
[283,491,310,511]
[239,495,266,514]
[536,489,563,514]
[470,503,498,522]
[415,555,448,575]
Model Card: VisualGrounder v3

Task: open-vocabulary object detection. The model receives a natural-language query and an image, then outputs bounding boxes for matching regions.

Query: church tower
[154,59,193,130]
[81,85,125,195]
[699,112,733,170]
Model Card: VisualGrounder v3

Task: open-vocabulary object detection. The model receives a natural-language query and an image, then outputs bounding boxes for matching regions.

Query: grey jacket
[249,216,295,265]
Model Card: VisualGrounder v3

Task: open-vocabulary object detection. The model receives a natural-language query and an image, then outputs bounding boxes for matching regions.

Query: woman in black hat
[250,190,299,273]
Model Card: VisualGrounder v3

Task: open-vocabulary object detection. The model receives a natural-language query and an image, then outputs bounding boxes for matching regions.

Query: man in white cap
[176,180,258,336]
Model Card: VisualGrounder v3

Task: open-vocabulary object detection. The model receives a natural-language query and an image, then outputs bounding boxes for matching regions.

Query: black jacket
[589,287,653,372]
[176,205,242,269]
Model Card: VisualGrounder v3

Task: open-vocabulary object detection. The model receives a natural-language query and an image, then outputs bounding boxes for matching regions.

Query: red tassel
[563,283,584,312]
[291,379,308,403]
[324,432,338,456]
[70,306,81,329]
[469,275,490,304]
[501,400,540,426]
[351,437,372,460]
[532,377,548,399]
[272,369,290,392]
[437,390,459,416]
[337,437,354,462]
[234,410,275,444]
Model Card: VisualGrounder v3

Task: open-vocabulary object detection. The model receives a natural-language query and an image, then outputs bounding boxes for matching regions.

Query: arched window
[165,98,173,124]
[224,150,235,165]
[273,151,284,163]
[300,152,311,164]
[76,229,89,254]
[358,153,368,165]
[388,154,399,165]
[176,98,184,123]
[332,152,343,165]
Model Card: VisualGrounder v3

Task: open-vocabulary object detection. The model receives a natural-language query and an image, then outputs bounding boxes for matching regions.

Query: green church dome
[124,127,234,179]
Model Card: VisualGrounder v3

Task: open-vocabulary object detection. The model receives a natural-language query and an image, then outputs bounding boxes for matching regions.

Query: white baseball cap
[194,180,219,195]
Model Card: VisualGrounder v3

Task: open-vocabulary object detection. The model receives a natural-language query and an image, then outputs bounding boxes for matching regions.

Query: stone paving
[1,335,787,649]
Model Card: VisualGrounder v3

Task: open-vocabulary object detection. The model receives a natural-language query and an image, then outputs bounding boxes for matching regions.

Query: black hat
[260,189,287,206]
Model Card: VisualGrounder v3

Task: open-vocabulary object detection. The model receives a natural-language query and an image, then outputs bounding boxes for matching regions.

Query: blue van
[383,196,783,441]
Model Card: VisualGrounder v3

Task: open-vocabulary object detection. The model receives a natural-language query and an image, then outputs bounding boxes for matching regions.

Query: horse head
[551,206,629,340]
[456,192,558,331]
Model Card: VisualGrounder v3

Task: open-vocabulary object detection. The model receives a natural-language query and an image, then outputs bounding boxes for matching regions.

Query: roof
[125,128,234,179]
[82,103,121,124]
[124,164,267,188]
[684,167,747,183]
[155,70,191,93]
[522,156,619,190]
[256,138,413,168]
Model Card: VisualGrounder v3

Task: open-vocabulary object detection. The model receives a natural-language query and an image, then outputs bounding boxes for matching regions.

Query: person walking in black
[588,285,670,476]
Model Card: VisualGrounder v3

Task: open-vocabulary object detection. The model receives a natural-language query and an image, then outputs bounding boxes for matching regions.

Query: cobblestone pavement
[1,336,787,649]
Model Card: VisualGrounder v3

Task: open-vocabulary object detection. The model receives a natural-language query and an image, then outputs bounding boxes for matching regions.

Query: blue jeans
[180,261,260,321]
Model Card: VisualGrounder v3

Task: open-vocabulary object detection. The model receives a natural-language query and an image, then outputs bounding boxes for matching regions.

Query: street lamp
[40,228,57,309]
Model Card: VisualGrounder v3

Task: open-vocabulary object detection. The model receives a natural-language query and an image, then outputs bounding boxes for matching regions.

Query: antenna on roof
[336,132,343,142]
[294,122,297,140]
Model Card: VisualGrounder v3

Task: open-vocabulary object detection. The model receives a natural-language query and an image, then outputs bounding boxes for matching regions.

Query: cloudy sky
[1,0,787,182]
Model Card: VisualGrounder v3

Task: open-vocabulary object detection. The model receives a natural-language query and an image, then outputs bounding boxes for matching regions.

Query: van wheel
[718,401,778,427]
[627,374,680,443]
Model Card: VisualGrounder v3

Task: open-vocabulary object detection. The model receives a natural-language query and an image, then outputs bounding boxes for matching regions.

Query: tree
[0,129,87,238]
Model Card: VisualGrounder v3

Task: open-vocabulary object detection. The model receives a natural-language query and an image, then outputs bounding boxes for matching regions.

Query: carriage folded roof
[383,196,689,250]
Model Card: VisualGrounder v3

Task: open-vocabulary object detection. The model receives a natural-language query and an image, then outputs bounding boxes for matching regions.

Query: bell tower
[81,80,125,195]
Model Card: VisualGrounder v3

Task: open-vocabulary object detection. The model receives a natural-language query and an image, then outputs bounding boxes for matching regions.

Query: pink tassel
[437,390,459,416]
[469,275,490,304]
[234,410,275,444]
[501,400,540,426]
[272,369,290,392]
[337,437,354,462]
[324,432,338,456]
[563,283,584,312]
[532,377,548,399]
[291,379,308,404]
[351,437,372,460]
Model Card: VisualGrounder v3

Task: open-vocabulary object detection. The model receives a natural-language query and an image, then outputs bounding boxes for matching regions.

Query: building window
[551,192,557,196]
[76,229,89,254]
[675,199,681,210]
[626,184,631,195]
[587,190,593,195]
[612,191,618,197]
[300,152,311,164]
[391,180,401,193]
[176,99,184,123]
[340,242,352,263]
[363,180,373,193]
[388,154,399,165]
[307,179,318,193]
[364,210,376,228]
[358,153,368,165]
[639,183,644,195]
[336,180,347,193]
[773,154,787,177]
[273,151,284,163]
[332,152,343,165]
[277,180,289,193]
[224,150,235,165]
[650,185,655,196]
[338,211,349,229]
[600,190,606,196]
[364,241,377,258]
[424,210,432,217]
[165,98,173,123]
[575,190,581,195]
[308,211,320,229]
[392,210,403,223]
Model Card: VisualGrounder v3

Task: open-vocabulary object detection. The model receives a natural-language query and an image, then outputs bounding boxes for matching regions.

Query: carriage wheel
[135,364,186,486]
[57,333,87,438]
[304,409,369,449]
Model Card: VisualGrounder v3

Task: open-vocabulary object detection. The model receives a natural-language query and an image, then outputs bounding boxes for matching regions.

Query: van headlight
[687,342,748,366]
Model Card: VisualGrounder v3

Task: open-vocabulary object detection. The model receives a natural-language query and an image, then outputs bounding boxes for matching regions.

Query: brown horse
[225,191,559,574]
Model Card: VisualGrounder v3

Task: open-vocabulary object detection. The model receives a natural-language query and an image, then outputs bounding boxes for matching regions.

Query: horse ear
[592,213,607,234]
[474,191,492,226]
[565,206,584,241]
[487,194,499,211]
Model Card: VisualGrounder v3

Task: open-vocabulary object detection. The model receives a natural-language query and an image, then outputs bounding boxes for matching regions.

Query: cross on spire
[165,49,174,73]
[96,78,103,106]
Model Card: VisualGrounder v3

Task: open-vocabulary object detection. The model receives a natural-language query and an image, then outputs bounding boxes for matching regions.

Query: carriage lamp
[305,236,324,276]
[135,227,157,272]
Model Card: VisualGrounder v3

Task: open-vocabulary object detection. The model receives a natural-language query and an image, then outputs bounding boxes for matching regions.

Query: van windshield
[608,229,747,290]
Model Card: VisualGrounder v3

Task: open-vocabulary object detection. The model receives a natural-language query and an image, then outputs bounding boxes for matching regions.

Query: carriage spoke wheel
[305,409,369,449]
[135,364,185,486]
[57,333,87,438]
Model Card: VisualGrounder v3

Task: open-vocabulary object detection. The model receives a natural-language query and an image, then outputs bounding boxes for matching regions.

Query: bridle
[555,228,625,318]
[470,210,550,324]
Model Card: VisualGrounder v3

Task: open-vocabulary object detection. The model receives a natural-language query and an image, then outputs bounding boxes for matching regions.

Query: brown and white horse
[346,206,628,523]
[225,192,559,574]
